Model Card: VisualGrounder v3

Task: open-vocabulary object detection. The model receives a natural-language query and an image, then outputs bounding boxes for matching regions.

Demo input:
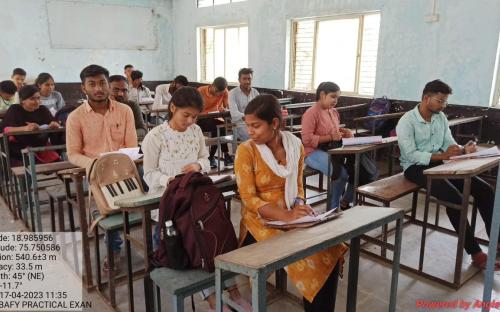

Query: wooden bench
[303,166,325,205]
[356,173,420,257]
[150,268,236,312]
[93,211,143,308]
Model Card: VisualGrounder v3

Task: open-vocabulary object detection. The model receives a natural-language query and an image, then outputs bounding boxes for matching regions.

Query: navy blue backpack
[364,96,391,131]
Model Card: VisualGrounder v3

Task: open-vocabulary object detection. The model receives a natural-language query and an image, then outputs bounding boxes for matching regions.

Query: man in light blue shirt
[228,68,259,141]
[396,79,499,270]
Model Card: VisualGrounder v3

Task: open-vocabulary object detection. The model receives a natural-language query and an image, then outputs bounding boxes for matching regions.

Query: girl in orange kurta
[234,94,348,311]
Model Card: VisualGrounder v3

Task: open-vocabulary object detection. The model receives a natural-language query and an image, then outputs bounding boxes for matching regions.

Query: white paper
[209,174,233,184]
[100,147,143,161]
[139,97,155,105]
[38,124,50,130]
[449,146,500,160]
[49,107,58,116]
[265,208,338,226]
[342,136,383,146]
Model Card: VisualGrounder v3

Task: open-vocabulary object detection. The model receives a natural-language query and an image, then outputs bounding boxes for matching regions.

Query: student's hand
[330,132,342,141]
[286,204,316,221]
[443,144,462,159]
[181,162,202,173]
[24,122,39,131]
[49,121,60,129]
[339,128,353,138]
[464,141,477,154]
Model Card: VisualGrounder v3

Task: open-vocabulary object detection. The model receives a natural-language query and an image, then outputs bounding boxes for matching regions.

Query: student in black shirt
[0,85,61,163]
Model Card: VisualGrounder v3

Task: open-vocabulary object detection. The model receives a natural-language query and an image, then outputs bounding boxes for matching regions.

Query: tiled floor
[1,172,499,312]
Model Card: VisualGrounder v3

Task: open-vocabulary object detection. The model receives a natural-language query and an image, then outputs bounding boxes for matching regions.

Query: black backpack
[152,172,238,272]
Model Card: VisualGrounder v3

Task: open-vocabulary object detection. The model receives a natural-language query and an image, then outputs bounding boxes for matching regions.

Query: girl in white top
[141,86,251,312]
[128,70,152,113]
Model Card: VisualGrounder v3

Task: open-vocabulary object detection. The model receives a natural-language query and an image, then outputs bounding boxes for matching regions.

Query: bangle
[294,197,305,206]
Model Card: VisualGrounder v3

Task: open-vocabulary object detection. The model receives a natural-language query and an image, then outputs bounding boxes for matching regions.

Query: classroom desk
[448,116,484,141]
[215,206,405,312]
[326,136,399,209]
[198,110,231,120]
[22,145,75,232]
[353,112,405,135]
[420,156,500,289]
[57,159,144,290]
[0,127,65,216]
[115,178,237,312]
[57,167,94,289]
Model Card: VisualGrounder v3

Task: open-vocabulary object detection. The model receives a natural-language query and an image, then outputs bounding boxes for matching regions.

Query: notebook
[449,146,500,160]
[342,136,383,146]
[265,208,342,229]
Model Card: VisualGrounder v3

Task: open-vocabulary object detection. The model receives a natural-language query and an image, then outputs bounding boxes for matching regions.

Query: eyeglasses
[430,97,448,105]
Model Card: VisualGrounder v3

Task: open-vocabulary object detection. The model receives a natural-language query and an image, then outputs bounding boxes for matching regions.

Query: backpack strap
[86,159,102,236]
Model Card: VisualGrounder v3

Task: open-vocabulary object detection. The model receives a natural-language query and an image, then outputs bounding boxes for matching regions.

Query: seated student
[35,73,65,114]
[301,82,354,210]
[0,80,17,110]
[197,77,233,168]
[124,64,134,86]
[397,79,500,270]
[152,75,189,110]
[228,68,259,141]
[142,86,251,312]
[108,75,147,141]
[129,70,152,105]
[0,85,61,165]
[235,94,347,312]
[66,65,137,271]
[11,68,26,104]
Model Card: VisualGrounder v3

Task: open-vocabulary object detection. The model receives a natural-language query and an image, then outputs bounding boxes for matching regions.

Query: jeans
[106,231,123,252]
[305,150,354,210]
[234,123,250,141]
[404,164,498,255]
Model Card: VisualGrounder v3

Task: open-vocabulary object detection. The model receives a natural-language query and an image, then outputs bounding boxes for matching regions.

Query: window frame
[197,0,247,8]
[289,12,380,96]
[198,23,249,83]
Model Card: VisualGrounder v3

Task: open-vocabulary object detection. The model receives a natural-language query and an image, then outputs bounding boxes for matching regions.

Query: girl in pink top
[301,82,354,210]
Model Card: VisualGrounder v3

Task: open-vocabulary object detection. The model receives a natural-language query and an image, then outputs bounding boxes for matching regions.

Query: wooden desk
[0,128,65,217]
[215,206,405,312]
[327,136,399,208]
[115,178,237,312]
[420,156,500,288]
[281,101,315,110]
[277,97,293,105]
[56,159,144,290]
[198,110,230,120]
[336,102,369,113]
[22,145,75,232]
[353,112,405,135]
[448,116,484,141]
[57,167,93,289]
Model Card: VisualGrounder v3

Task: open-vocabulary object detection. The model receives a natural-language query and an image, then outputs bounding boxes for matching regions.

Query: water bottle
[165,220,177,237]
[164,220,188,269]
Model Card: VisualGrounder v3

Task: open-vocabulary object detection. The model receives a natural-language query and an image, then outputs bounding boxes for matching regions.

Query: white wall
[3,0,500,106]
[171,0,500,106]
[0,0,174,83]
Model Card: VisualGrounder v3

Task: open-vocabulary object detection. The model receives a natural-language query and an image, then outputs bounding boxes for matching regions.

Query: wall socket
[424,14,440,23]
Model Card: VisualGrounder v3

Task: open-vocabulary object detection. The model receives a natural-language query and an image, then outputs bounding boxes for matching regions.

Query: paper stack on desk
[342,135,383,146]
[450,146,500,160]
[265,208,341,228]
[100,147,143,161]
